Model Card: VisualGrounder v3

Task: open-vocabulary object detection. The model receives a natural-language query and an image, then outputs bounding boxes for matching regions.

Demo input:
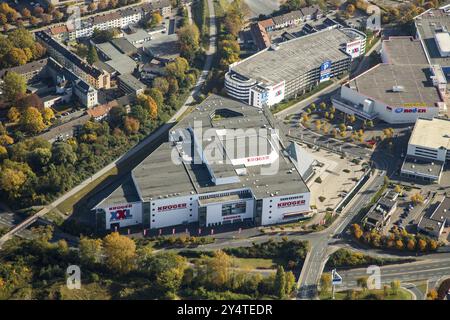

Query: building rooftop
[272,10,303,25]
[430,195,450,222]
[230,28,354,86]
[96,42,137,75]
[401,155,444,178]
[409,117,450,150]
[0,58,48,79]
[118,73,146,91]
[144,33,180,61]
[415,8,450,65]
[95,94,309,207]
[347,63,442,108]
[382,37,429,65]
[36,31,106,79]
[111,38,138,55]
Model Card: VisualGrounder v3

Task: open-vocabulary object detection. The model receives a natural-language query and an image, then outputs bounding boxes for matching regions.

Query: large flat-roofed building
[333,37,446,124]
[93,95,312,231]
[415,8,450,76]
[225,28,366,108]
[400,117,450,183]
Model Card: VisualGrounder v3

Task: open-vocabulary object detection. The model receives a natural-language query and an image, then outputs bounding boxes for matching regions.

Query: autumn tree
[147,87,164,107]
[347,3,356,15]
[103,232,136,274]
[320,273,332,294]
[0,160,35,199]
[42,108,55,125]
[79,236,103,265]
[351,223,363,239]
[124,116,140,135]
[427,289,438,300]
[138,94,158,119]
[417,238,427,251]
[20,107,47,134]
[410,192,424,205]
[390,280,400,295]
[7,107,20,123]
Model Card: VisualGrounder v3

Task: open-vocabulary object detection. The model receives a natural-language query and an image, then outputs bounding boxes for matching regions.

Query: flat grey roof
[118,73,146,91]
[415,8,450,66]
[96,42,137,74]
[97,94,309,207]
[111,38,138,55]
[347,63,442,107]
[401,156,443,178]
[230,28,352,86]
[382,37,429,65]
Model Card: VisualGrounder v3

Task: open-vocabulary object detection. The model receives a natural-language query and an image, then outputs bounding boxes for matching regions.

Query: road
[0,0,218,249]
[337,258,450,298]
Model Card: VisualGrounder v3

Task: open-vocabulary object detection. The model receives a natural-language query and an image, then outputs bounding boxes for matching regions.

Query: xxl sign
[157,203,187,212]
[277,199,306,208]
[109,204,133,221]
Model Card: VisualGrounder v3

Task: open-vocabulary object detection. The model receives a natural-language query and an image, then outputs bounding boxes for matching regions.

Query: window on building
[221,202,246,216]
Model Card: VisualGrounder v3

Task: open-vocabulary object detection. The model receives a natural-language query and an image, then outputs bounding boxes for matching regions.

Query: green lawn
[54,166,118,216]
[55,282,112,300]
[272,80,334,114]
[319,288,413,300]
[233,258,276,270]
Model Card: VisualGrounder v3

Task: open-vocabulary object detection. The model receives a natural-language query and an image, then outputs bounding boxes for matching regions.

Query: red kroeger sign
[246,155,270,163]
[157,203,187,212]
[278,200,306,208]
[109,204,132,211]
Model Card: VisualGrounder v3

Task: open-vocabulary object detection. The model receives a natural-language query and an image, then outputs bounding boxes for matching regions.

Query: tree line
[0,228,298,300]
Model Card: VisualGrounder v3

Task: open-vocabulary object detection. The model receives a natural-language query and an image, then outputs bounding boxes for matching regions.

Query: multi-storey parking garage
[224,27,366,107]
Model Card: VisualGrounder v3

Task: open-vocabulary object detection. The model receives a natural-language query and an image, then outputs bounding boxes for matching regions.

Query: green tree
[177,24,200,62]
[147,87,164,107]
[357,276,368,291]
[87,45,99,65]
[274,265,286,299]
[51,142,77,165]
[285,271,296,296]
[2,72,26,100]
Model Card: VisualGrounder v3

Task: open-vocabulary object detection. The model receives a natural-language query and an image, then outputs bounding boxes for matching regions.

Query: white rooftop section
[409,118,450,149]
[434,32,450,56]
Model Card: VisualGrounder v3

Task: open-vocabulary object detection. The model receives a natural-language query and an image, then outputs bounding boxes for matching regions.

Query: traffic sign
[332,269,343,285]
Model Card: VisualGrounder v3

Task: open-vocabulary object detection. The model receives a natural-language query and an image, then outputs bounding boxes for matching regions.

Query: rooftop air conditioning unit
[392,85,405,92]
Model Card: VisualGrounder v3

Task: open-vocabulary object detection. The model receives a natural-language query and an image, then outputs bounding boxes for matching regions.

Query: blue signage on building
[320,60,332,82]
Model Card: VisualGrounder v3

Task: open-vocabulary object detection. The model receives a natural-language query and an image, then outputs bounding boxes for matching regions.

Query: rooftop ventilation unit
[392,85,405,92]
